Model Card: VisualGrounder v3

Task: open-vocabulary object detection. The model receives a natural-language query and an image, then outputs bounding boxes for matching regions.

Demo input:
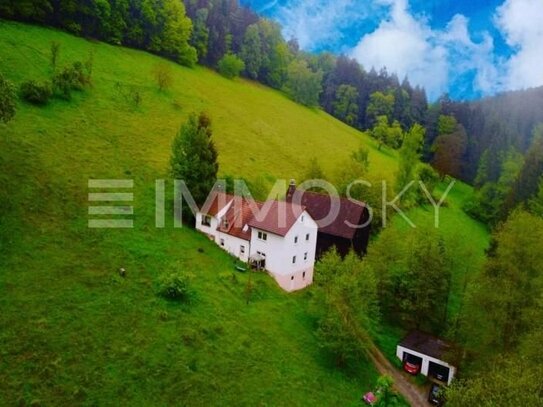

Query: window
[303,272,306,279]
[222,219,229,229]
[291,276,294,281]
[201,215,212,226]
[258,231,268,241]
[294,236,298,244]
[306,233,310,241]
[240,245,245,254]
[304,252,308,261]
[220,239,225,247]
[301,215,305,222]
[292,256,296,264]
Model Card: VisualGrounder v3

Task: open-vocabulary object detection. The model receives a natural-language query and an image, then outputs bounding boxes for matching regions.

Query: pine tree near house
[170,112,218,223]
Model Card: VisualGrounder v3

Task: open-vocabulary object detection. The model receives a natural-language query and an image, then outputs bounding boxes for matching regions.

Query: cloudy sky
[240,0,543,100]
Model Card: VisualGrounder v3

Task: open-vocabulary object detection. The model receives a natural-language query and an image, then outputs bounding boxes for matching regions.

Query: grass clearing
[0,21,384,406]
[0,21,489,405]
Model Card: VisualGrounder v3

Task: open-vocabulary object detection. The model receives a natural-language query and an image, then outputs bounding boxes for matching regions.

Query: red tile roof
[204,192,307,238]
[296,190,366,240]
[201,191,234,216]
[248,200,306,237]
[219,197,263,241]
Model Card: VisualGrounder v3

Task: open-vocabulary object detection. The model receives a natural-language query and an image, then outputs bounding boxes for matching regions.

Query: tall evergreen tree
[504,125,543,212]
[170,112,219,222]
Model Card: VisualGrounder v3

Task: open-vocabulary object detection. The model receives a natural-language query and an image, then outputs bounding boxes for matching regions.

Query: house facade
[196,192,318,292]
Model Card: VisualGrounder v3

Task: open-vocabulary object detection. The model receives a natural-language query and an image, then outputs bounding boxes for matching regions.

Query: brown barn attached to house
[286,181,370,258]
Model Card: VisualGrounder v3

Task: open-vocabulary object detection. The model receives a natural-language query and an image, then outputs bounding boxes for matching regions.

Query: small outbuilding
[396,331,457,385]
[285,181,371,258]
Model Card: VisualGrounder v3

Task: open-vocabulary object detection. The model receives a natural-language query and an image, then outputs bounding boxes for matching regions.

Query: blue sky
[240,0,543,100]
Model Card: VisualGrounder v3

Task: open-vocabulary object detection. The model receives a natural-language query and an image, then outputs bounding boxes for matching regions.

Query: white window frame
[292,256,296,264]
[304,252,308,261]
[306,233,310,242]
[258,231,268,241]
[220,238,225,247]
[240,245,245,254]
[201,215,212,227]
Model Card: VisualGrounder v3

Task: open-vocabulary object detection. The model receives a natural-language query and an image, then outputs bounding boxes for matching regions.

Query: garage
[395,331,457,385]
[428,361,450,383]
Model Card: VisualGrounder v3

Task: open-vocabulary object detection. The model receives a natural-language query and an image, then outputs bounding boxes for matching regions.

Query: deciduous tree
[284,59,323,107]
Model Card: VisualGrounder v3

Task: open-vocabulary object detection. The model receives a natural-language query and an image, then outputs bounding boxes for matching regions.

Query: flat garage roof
[399,331,454,362]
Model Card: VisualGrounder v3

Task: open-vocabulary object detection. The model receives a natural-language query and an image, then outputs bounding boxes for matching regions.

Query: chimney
[286,179,296,202]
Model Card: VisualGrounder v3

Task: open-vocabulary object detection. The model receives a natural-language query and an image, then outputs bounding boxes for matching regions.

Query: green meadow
[0,21,488,405]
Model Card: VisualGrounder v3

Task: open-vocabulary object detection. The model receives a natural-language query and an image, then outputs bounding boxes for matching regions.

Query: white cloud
[273,0,381,51]
[351,0,499,99]
[270,0,543,98]
[495,0,543,90]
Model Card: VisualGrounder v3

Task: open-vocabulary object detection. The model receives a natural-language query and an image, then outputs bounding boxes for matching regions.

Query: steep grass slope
[0,20,488,406]
[0,21,386,406]
[0,21,397,182]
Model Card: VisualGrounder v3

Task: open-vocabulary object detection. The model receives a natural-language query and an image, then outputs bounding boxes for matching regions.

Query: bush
[152,63,173,92]
[113,82,143,108]
[20,80,52,105]
[0,73,16,123]
[218,53,245,79]
[50,41,61,69]
[158,272,194,302]
[52,62,90,99]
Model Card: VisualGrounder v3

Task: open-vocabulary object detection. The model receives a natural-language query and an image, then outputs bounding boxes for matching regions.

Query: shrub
[113,82,143,108]
[50,41,60,69]
[0,73,16,123]
[84,50,94,83]
[52,62,89,99]
[152,63,173,92]
[20,80,52,105]
[218,53,245,79]
[158,272,194,302]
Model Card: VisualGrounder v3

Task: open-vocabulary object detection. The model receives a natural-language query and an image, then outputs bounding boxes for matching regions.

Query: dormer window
[201,215,212,226]
[222,219,229,229]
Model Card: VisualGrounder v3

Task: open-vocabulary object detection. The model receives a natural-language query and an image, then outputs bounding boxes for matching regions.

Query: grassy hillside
[0,21,389,406]
[0,21,488,405]
[0,21,397,183]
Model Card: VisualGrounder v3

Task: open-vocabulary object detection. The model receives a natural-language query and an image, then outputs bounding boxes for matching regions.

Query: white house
[195,192,319,292]
[396,331,457,385]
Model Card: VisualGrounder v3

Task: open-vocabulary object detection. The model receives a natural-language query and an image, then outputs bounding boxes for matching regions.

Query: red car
[403,357,421,375]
